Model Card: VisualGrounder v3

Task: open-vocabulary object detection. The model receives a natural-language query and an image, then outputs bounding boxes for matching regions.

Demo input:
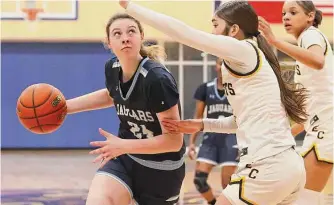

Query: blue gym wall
[1,42,119,148]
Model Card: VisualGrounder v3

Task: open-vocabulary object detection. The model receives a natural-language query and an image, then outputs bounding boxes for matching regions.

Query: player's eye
[128,29,136,34]
[113,31,121,37]
[291,11,297,15]
[282,12,286,17]
[213,24,218,28]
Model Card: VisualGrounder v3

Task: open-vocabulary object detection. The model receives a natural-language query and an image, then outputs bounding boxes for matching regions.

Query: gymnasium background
[1,1,333,148]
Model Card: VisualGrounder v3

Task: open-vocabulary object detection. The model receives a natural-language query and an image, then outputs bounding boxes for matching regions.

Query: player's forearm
[202,116,237,134]
[272,39,324,70]
[189,112,203,144]
[291,123,304,137]
[124,133,183,154]
[66,88,114,114]
[125,2,253,64]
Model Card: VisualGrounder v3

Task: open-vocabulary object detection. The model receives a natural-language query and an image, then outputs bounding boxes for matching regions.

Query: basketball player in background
[119,0,309,204]
[188,57,237,205]
[259,1,333,204]
[66,13,185,205]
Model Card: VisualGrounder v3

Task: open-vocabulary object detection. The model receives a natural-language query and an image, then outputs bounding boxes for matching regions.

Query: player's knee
[194,171,210,193]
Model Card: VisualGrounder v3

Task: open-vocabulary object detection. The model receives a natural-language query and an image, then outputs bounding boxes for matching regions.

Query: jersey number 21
[128,121,154,139]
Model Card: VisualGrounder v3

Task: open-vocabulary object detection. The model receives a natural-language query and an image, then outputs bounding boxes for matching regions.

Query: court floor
[2,150,333,205]
[1,150,223,205]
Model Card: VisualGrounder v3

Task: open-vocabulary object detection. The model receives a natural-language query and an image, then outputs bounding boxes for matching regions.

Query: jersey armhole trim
[318,32,328,55]
[223,41,262,78]
[301,29,328,55]
[306,43,327,56]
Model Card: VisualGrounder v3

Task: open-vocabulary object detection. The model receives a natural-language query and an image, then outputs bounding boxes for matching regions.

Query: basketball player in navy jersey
[66,13,185,205]
[189,58,237,205]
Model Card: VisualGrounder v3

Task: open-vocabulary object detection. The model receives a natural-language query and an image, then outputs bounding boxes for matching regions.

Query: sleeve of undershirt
[202,115,238,134]
[126,2,257,74]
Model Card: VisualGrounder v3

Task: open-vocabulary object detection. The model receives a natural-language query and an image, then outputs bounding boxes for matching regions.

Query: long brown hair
[215,1,308,123]
[105,13,166,62]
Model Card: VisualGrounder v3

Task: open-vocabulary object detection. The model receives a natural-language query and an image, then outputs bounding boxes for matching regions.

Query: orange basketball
[16,83,67,134]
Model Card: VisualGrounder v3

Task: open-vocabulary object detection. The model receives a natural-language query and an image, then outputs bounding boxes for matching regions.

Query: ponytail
[140,44,167,63]
[256,34,308,124]
[313,9,323,27]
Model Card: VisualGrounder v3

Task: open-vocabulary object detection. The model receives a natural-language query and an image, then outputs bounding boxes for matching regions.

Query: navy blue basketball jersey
[105,57,185,162]
[194,78,233,119]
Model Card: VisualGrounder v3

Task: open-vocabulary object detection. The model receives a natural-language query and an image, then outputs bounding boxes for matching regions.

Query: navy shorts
[97,154,185,205]
[197,133,238,166]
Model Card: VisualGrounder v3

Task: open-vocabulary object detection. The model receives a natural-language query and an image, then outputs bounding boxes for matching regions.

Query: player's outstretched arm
[258,16,325,70]
[202,116,237,133]
[162,115,237,134]
[66,88,114,114]
[119,1,254,66]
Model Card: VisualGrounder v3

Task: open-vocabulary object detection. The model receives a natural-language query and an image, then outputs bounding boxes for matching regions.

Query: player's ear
[229,24,240,37]
[307,11,315,24]
[141,32,144,41]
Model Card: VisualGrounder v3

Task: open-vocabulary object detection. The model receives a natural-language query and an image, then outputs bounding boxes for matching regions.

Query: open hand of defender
[89,128,125,168]
[162,119,203,134]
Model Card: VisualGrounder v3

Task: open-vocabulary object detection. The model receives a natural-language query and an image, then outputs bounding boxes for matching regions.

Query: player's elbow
[313,56,325,70]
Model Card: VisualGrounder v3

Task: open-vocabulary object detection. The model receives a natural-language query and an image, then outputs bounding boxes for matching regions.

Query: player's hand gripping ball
[16,83,67,134]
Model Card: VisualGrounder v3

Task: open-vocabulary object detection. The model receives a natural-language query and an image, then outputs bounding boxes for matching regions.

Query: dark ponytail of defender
[215,1,308,123]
